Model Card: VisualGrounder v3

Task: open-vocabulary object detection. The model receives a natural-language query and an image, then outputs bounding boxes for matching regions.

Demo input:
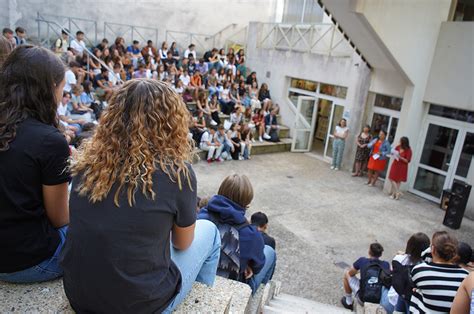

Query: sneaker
[210,120,218,126]
[215,157,222,162]
[263,133,271,140]
[239,156,244,161]
[330,166,335,170]
[251,139,256,143]
[341,297,353,311]
[259,136,263,142]
[207,159,213,164]
[334,168,339,171]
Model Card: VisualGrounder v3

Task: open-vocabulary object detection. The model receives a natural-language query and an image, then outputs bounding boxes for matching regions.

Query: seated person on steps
[251,212,276,250]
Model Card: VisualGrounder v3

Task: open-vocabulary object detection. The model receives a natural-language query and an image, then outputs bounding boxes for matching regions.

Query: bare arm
[43,183,69,228]
[172,223,195,250]
[450,275,472,314]
[348,267,358,277]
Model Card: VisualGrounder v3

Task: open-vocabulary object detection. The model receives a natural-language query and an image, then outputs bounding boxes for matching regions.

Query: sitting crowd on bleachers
[28,27,283,162]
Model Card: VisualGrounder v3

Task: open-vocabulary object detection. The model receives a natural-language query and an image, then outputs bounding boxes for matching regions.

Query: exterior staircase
[263,293,350,313]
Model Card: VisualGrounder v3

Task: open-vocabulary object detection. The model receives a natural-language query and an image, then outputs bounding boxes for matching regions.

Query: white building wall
[4,0,278,41]
[369,68,406,98]
[246,22,371,169]
[424,22,474,111]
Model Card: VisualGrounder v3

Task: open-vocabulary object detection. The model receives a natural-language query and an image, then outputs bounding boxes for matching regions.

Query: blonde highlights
[71,79,194,206]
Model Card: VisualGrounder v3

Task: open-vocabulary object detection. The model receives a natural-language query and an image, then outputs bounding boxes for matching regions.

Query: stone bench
[0,276,252,313]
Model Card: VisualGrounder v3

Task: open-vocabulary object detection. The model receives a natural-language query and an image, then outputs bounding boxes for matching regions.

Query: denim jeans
[379,287,394,314]
[0,226,68,283]
[163,220,221,313]
[248,245,276,294]
[332,138,345,168]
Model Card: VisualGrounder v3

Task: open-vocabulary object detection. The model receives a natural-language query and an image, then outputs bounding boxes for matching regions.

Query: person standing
[388,136,412,200]
[331,118,349,171]
[61,79,220,313]
[352,125,372,176]
[0,46,70,283]
[366,130,391,186]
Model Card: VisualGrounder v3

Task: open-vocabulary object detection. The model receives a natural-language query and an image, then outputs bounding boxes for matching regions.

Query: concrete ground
[193,152,474,307]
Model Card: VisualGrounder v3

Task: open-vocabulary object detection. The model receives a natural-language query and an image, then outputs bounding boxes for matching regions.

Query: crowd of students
[42,28,283,162]
[341,232,473,314]
[0,35,280,312]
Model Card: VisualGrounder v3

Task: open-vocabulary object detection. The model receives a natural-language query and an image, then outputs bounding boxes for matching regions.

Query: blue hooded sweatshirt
[198,195,265,275]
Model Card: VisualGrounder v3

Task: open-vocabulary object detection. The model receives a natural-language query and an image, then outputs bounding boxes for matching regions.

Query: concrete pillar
[342,54,371,171]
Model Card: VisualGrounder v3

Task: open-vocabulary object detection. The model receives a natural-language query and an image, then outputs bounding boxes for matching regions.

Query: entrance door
[291,96,318,152]
[324,103,344,159]
[412,123,467,201]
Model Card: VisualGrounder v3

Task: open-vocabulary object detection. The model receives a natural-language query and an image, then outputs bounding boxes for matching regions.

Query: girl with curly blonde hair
[62,79,221,313]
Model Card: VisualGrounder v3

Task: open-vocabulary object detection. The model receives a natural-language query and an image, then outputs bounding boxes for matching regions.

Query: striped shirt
[409,262,469,314]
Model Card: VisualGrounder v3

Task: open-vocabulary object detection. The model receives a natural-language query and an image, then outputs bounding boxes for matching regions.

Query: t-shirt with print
[61,164,197,313]
[0,118,71,272]
[353,257,390,272]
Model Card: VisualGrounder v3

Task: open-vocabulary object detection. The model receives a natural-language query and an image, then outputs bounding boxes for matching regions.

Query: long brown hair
[71,79,194,206]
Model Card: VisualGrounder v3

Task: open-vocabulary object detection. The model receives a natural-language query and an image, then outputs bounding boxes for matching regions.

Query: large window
[452,0,474,21]
[374,94,402,111]
[282,0,324,24]
[428,104,474,124]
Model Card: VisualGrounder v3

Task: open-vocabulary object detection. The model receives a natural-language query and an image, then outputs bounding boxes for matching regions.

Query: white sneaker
[330,166,335,170]
[239,156,244,160]
[210,120,218,126]
[251,139,255,143]
[263,133,271,140]
[259,136,263,142]
[334,168,339,171]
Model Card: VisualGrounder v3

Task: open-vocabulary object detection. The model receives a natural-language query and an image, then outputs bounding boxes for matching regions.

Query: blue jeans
[0,226,68,283]
[163,220,221,313]
[248,245,276,294]
[379,287,394,314]
[395,296,409,313]
[332,138,345,168]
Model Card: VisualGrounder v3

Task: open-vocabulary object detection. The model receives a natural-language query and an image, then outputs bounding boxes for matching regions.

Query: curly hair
[71,79,194,206]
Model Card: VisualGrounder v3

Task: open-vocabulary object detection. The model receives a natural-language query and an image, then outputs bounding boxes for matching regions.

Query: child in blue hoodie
[198,174,276,293]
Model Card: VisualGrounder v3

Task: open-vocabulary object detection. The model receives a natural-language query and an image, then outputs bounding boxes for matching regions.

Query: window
[319,83,347,99]
[453,0,474,21]
[282,0,324,24]
[428,104,474,124]
[374,94,402,111]
[290,78,317,92]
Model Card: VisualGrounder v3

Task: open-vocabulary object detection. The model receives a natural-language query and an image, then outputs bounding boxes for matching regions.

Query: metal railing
[34,15,122,83]
[256,23,353,57]
[36,13,98,48]
[165,30,213,57]
[104,22,158,46]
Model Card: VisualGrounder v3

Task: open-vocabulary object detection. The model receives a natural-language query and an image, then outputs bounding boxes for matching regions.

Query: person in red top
[252,108,265,142]
[388,136,412,200]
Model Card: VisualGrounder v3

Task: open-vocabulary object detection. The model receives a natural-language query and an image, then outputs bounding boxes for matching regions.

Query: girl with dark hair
[62,79,220,313]
[170,41,180,61]
[366,130,391,186]
[381,232,430,313]
[331,119,349,171]
[388,136,412,200]
[0,45,70,283]
[352,125,372,176]
[410,231,469,313]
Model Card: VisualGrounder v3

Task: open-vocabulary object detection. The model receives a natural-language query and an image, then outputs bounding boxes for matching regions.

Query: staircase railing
[103,22,158,46]
[34,15,122,83]
[36,13,98,48]
[256,23,352,57]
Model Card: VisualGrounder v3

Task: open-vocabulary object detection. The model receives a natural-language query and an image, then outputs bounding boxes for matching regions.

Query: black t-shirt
[0,118,71,272]
[93,73,107,89]
[61,165,197,313]
[261,232,276,250]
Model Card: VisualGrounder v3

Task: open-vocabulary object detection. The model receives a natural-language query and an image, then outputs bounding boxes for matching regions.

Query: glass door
[291,96,318,152]
[412,123,459,201]
[451,131,474,185]
[324,103,344,159]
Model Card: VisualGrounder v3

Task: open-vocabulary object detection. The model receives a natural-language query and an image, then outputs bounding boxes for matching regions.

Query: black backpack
[359,260,391,304]
[391,260,415,302]
[208,213,249,281]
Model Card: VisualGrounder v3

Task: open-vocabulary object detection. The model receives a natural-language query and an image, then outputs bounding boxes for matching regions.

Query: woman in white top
[158,41,168,59]
[331,119,348,170]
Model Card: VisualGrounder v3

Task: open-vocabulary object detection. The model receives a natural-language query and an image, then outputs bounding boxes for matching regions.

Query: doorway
[411,120,474,202]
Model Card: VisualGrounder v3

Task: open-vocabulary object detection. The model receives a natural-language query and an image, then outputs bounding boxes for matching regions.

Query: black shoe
[341,297,354,310]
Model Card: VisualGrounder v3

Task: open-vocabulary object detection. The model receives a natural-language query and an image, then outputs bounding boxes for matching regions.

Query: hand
[244,266,253,279]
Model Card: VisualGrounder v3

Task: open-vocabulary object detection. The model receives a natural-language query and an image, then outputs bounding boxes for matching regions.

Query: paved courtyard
[193,152,474,307]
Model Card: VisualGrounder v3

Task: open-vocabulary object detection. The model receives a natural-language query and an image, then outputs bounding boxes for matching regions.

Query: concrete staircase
[193,110,292,160]
[264,293,351,314]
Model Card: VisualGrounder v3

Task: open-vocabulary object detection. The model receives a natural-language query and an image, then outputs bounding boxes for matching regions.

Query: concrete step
[196,138,292,161]
[263,293,351,314]
[0,276,251,313]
